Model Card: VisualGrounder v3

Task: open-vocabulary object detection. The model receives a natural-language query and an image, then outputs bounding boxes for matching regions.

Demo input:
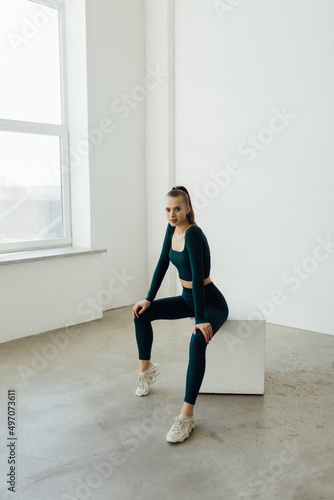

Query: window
[0,0,71,252]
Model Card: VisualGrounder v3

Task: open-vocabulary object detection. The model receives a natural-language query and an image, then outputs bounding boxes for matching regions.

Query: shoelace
[137,368,155,389]
[137,373,146,389]
[171,416,184,433]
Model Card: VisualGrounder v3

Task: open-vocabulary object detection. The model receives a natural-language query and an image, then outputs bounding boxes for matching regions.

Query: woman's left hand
[193,322,213,344]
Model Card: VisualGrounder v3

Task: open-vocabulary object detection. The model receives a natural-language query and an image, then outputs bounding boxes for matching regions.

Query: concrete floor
[0,306,333,500]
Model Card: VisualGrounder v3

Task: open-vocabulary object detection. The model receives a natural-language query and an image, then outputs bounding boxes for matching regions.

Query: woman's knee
[190,331,207,352]
[134,312,150,327]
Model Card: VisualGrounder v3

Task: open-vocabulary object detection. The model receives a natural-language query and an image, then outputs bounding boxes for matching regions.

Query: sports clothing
[135,223,229,405]
[146,224,210,325]
[135,282,228,404]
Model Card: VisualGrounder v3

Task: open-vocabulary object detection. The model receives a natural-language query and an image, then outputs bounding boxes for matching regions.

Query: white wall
[175,0,334,335]
[65,0,91,249]
[144,0,177,300]
[0,254,103,343]
[85,0,148,309]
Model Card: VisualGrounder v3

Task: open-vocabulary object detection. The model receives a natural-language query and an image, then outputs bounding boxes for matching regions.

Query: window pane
[0,0,62,124]
[0,131,63,244]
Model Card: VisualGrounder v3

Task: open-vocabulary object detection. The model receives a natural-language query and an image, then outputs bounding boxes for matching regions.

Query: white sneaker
[135,362,160,397]
[166,414,195,443]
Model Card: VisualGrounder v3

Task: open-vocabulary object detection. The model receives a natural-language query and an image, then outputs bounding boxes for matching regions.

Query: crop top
[145,223,211,324]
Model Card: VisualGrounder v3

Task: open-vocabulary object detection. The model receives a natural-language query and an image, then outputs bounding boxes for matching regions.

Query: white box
[195,302,266,395]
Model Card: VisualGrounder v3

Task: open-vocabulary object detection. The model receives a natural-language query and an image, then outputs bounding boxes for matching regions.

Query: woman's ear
[186,205,191,214]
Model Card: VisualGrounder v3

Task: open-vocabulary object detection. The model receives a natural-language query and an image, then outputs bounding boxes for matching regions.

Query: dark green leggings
[134,282,229,405]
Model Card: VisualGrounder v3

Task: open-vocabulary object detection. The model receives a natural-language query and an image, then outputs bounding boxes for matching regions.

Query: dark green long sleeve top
[145,223,211,324]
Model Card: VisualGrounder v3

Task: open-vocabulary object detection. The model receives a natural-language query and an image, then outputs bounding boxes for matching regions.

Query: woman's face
[165,196,190,227]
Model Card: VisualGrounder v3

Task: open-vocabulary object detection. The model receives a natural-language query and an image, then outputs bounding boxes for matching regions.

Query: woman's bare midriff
[180,276,212,289]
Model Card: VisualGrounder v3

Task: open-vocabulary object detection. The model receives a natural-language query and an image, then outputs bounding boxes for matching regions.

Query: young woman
[132,186,229,443]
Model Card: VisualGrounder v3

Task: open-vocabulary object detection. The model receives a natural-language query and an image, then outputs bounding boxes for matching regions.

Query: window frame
[0,0,71,254]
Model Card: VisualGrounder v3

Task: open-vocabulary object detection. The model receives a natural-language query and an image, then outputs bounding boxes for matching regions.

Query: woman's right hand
[132,299,151,318]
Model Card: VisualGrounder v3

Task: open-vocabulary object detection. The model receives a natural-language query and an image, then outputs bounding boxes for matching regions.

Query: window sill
[0,246,107,266]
